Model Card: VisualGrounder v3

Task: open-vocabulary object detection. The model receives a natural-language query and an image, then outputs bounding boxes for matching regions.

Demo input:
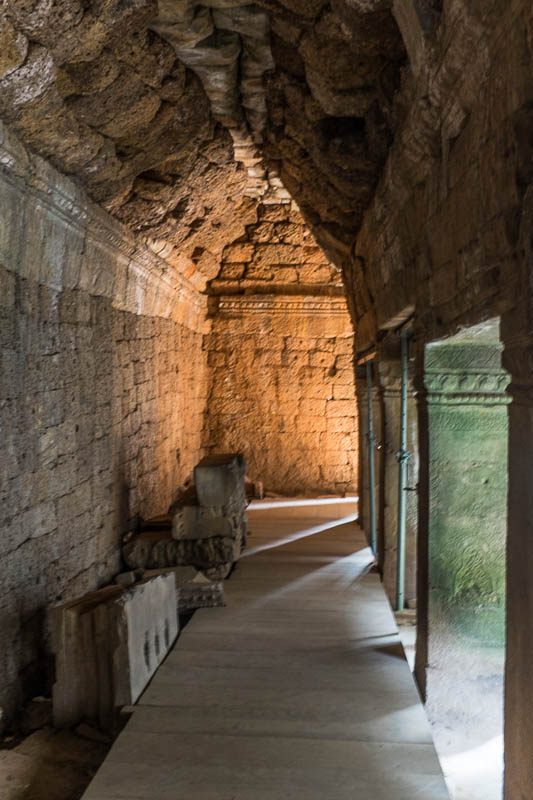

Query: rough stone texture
[0,0,256,285]
[143,567,225,611]
[204,295,358,494]
[123,453,248,575]
[262,1,406,265]
[0,124,209,729]
[210,202,343,295]
[0,1,407,274]
[346,1,528,352]
[425,338,509,645]
[123,529,242,572]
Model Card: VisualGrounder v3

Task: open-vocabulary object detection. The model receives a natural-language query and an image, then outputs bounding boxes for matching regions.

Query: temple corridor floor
[82,499,450,800]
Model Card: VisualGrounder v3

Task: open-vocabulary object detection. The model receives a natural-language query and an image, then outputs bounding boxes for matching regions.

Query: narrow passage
[82,500,449,800]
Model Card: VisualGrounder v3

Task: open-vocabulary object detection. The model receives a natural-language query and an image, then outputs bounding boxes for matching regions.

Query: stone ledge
[214,294,350,317]
[0,121,207,332]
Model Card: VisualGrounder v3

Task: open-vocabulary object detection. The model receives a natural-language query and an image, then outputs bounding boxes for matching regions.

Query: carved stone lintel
[425,340,510,406]
[425,369,511,405]
[502,335,533,406]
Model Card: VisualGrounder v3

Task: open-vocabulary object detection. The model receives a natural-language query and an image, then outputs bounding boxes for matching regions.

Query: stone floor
[82,499,449,800]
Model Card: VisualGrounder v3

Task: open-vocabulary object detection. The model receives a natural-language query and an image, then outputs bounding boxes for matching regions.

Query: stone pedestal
[123,454,248,578]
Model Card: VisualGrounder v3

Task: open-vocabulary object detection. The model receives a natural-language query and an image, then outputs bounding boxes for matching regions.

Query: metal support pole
[396,331,411,610]
[366,361,377,555]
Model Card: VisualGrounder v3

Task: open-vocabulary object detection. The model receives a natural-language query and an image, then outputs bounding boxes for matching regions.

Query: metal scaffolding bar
[396,331,411,610]
[366,360,377,555]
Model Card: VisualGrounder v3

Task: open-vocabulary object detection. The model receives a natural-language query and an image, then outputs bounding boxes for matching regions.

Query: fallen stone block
[123,529,244,571]
[194,453,247,508]
[50,575,178,730]
[172,510,236,540]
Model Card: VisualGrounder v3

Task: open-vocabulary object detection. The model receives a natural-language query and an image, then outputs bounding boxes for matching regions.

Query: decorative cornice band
[0,123,205,329]
[216,296,349,316]
[425,369,511,405]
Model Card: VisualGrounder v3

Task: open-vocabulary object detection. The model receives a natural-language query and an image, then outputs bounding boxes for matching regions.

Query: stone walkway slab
[82,500,449,800]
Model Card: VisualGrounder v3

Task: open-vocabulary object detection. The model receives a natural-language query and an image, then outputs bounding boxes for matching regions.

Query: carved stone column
[378,348,419,609]
[421,334,510,783]
[355,362,384,559]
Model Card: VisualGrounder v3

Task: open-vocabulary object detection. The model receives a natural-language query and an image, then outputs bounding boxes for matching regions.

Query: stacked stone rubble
[122,454,247,579]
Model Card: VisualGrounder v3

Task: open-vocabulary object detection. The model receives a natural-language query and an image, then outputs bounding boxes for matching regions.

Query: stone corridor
[82,501,449,800]
[2,0,533,797]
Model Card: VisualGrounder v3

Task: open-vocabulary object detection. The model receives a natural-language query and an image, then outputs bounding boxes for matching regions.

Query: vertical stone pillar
[502,318,533,800]
[355,362,384,559]
[378,347,419,609]
[421,335,509,779]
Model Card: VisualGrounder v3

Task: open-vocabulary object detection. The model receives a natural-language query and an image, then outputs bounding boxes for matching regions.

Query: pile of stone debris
[123,453,248,583]
[50,454,247,732]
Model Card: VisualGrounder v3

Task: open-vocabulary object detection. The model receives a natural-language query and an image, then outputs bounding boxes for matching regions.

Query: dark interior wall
[0,126,209,727]
[347,0,530,349]
[343,6,533,792]
[356,363,383,557]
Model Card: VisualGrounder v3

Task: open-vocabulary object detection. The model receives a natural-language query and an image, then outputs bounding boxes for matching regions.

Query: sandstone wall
[0,124,208,724]
[210,202,342,295]
[203,295,357,495]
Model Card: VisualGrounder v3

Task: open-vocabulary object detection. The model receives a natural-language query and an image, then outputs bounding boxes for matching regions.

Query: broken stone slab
[194,453,246,508]
[49,585,123,729]
[50,575,178,730]
[112,574,178,707]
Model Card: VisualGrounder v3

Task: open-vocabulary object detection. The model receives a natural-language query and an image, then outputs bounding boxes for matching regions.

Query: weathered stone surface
[172,506,238,540]
[0,0,406,272]
[194,453,247,508]
[50,575,178,729]
[203,295,357,494]
[0,128,209,730]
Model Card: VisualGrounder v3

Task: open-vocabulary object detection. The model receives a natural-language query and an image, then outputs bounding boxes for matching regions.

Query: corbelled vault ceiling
[0,0,406,281]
